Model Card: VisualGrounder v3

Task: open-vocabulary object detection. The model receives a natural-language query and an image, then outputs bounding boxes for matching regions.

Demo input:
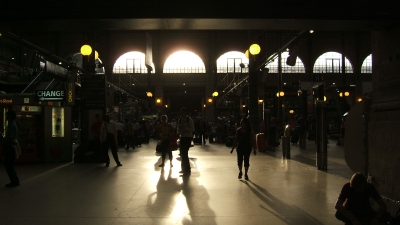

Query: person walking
[115,120,124,148]
[2,110,21,187]
[158,115,174,168]
[230,117,256,180]
[100,115,122,167]
[177,107,195,175]
[123,119,135,150]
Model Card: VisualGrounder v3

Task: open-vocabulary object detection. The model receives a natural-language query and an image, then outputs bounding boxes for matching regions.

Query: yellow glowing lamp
[289,110,294,114]
[344,91,350,97]
[203,104,206,108]
[156,98,161,103]
[80,45,92,56]
[258,99,264,104]
[95,51,99,60]
[165,105,168,108]
[147,92,153,97]
[280,91,285,97]
[208,98,213,103]
[212,91,218,97]
[324,96,327,101]
[276,92,279,97]
[245,50,249,58]
[249,44,261,55]
[357,98,362,102]
[339,92,343,97]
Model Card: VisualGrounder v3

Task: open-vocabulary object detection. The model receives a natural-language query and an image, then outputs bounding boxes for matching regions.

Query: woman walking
[230,117,256,180]
[158,115,174,167]
[100,115,122,167]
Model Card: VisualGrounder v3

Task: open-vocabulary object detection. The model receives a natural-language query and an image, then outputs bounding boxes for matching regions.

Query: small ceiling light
[309,30,314,34]
[203,104,206,108]
[280,91,285,97]
[339,92,343,97]
[284,83,286,85]
[156,98,161,103]
[286,48,289,51]
[147,92,153,97]
[59,62,62,65]
[208,98,212,103]
[165,105,168,108]
[212,91,218,97]
[183,83,185,85]
[333,83,336,85]
[344,91,350,97]
[357,98,362,102]
[132,84,134,85]
[276,92,279,97]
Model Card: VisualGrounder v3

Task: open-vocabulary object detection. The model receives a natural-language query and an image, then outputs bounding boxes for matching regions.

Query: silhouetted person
[230,117,256,180]
[100,115,122,167]
[158,115,174,167]
[177,107,194,175]
[335,172,391,225]
[2,110,21,187]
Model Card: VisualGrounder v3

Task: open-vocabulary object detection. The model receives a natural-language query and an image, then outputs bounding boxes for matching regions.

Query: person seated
[335,172,392,225]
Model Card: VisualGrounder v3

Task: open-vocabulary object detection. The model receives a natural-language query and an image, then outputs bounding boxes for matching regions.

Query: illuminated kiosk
[0,92,72,163]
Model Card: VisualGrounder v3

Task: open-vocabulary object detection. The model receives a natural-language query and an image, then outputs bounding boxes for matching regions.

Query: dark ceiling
[1,1,400,32]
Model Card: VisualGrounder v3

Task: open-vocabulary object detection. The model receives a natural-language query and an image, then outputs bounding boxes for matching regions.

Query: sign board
[82,74,105,108]
[21,106,42,113]
[35,90,65,101]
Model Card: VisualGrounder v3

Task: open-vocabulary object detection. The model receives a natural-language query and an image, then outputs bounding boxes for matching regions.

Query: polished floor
[0,139,352,225]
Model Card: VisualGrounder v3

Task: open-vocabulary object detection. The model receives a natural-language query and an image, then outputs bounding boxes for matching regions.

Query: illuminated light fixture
[95,51,99,60]
[80,45,92,56]
[59,62,62,65]
[297,90,302,96]
[339,92,343,97]
[284,83,286,85]
[324,96,327,101]
[242,104,246,108]
[147,92,153,97]
[279,91,285,97]
[333,83,336,85]
[357,98,362,102]
[309,30,314,33]
[203,104,206,108]
[183,83,185,85]
[156,98,161,103]
[165,104,168,108]
[344,91,350,97]
[212,91,218,97]
[286,48,289,51]
[245,50,249,58]
[289,110,294,114]
[258,99,264,104]
[276,92,279,97]
[208,98,213,103]
[249,44,261,55]
[132,84,134,85]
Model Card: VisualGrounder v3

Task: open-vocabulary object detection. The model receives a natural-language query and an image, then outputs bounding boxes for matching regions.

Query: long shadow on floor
[243,180,325,225]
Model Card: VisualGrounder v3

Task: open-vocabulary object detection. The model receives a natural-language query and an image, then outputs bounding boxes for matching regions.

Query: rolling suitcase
[256,133,266,152]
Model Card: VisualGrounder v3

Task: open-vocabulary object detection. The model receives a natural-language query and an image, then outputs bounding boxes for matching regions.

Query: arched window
[163,50,205,73]
[313,51,353,73]
[267,51,305,73]
[216,51,249,73]
[113,51,155,74]
[361,54,372,73]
